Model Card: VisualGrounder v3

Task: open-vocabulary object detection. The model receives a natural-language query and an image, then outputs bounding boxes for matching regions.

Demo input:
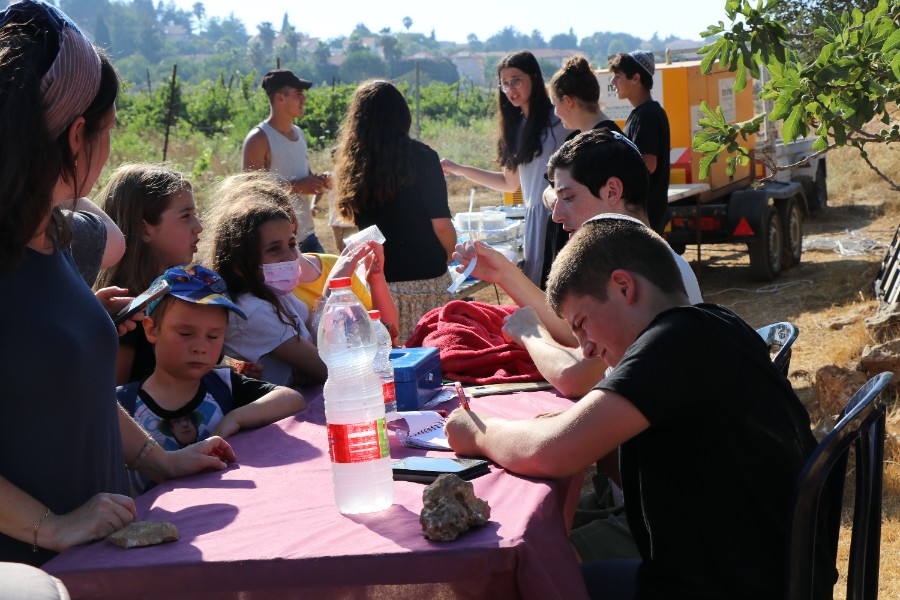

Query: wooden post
[162,64,178,162]
[415,60,420,140]
[146,68,152,94]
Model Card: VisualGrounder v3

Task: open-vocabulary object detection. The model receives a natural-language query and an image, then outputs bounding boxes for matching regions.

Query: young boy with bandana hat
[608,50,671,234]
[117,264,306,494]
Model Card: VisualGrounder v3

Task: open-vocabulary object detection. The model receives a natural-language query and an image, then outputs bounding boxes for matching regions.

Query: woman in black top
[335,80,456,342]
[541,57,624,284]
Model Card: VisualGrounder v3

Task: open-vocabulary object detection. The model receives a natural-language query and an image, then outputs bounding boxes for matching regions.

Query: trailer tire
[779,198,803,269]
[803,162,828,214]
[748,205,783,281]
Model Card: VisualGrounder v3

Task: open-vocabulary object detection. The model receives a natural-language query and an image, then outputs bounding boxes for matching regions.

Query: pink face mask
[261,258,301,296]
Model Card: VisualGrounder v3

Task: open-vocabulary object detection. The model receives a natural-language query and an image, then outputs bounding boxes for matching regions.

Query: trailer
[597,59,827,281]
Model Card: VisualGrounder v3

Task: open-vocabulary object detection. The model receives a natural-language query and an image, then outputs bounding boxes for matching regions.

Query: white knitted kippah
[629,50,655,77]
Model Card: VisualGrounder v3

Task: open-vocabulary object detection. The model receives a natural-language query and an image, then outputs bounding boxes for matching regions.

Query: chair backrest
[756,322,799,375]
[785,371,892,600]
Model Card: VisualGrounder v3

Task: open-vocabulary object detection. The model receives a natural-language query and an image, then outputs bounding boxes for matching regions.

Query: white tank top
[258,122,316,240]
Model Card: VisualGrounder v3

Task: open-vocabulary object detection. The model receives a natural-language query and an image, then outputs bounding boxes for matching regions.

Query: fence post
[415,60,420,140]
[162,64,178,162]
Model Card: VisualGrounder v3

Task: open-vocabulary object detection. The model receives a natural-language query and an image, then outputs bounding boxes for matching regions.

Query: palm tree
[192,2,205,34]
[402,16,412,32]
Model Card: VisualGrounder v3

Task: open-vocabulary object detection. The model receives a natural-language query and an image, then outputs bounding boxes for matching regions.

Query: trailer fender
[727,189,771,238]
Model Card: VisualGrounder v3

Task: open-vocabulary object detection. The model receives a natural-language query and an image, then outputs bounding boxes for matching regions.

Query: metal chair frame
[785,371,892,600]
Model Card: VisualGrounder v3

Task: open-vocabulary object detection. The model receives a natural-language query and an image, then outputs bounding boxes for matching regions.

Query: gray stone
[106,521,179,549]
[420,474,490,541]
[814,365,870,415]
[825,305,872,331]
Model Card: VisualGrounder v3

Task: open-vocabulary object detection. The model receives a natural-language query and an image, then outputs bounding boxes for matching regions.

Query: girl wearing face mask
[96,163,203,385]
[208,172,399,344]
[205,195,327,387]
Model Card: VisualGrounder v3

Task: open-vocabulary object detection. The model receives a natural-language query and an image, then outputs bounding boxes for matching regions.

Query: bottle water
[368,310,397,415]
[317,277,393,514]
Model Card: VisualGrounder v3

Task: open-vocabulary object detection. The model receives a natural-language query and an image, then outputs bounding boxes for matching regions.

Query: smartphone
[391,456,490,483]
[112,279,170,326]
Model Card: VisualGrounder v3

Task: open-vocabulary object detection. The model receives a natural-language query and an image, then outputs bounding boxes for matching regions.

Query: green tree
[693,0,900,190]
[192,2,205,34]
[256,22,275,56]
[549,28,578,50]
[94,15,112,49]
[403,16,413,32]
[339,50,388,83]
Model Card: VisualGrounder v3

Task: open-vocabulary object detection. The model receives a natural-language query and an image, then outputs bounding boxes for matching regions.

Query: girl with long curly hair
[334,80,456,341]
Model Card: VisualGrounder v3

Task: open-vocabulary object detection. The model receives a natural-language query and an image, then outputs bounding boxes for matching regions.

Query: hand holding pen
[454,382,470,411]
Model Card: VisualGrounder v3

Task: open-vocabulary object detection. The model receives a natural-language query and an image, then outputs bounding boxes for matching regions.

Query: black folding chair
[785,371,892,600]
[756,322,799,375]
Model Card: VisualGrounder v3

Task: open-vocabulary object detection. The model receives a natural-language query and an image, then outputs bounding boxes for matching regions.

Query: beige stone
[420,474,490,541]
[107,521,179,549]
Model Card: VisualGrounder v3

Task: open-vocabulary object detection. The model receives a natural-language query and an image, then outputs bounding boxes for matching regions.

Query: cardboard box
[390,347,442,411]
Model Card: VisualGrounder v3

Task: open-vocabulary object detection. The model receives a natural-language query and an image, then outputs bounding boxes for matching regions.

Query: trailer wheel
[779,198,803,269]
[748,205,783,281]
[804,162,828,214]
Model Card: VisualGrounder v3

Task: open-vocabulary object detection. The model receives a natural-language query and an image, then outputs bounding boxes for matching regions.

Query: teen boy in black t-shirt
[446,217,831,599]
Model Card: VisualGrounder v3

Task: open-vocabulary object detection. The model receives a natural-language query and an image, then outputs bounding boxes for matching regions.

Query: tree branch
[860,151,900,192]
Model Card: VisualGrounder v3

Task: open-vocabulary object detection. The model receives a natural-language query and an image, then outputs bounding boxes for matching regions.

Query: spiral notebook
[388,411,451,451]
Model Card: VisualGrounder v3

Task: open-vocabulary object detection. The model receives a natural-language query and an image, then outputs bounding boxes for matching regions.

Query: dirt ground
[313,171,900,598]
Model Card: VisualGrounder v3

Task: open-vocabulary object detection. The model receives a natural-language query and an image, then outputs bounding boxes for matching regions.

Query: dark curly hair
[334,80,415,218]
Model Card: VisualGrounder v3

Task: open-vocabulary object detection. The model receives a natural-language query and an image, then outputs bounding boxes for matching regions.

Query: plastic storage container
[389,347,442,411]
[368,310,397,415]
[317,277,393,514]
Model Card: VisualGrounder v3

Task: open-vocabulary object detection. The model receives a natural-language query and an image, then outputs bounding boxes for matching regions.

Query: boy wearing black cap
[608,51,671,234]
[117,264,307,494]
[243,68,331,253]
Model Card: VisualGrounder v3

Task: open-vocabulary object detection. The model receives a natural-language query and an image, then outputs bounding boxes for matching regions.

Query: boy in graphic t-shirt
[118,264,306,494]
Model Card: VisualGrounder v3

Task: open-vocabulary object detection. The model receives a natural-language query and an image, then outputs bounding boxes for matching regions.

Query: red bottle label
[327,418,389,463]
[382,381,396,404]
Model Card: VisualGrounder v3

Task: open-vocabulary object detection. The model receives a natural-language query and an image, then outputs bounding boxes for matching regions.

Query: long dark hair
[496,51,554,170]
[0,14,118,271]
[334,79,414,218]
[206,193,296,327]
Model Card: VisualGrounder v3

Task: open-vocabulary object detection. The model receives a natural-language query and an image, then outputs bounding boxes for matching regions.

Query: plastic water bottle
[368,310,397,415]
[317,277,393,514]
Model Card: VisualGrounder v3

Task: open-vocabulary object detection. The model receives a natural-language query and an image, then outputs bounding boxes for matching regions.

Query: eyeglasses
[499,77,524,93]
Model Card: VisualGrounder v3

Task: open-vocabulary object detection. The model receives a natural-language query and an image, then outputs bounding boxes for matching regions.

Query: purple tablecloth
[45,387,588,599]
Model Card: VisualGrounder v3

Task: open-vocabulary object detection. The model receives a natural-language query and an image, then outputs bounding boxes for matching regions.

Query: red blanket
[404,300,542,384]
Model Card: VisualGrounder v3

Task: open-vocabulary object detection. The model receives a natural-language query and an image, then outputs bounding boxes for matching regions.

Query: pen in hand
[454,382,470,411]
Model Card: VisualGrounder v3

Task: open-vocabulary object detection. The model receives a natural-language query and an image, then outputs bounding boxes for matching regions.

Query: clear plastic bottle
[317,277,393,514]
[368,310,397,415]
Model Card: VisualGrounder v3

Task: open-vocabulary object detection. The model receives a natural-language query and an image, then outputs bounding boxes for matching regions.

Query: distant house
[163,24,190,43]
[449,51,486,86]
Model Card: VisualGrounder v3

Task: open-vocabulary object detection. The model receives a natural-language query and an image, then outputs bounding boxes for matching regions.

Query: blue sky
[171,0,731,43]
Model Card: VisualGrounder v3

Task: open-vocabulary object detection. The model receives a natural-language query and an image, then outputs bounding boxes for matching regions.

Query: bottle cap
[330,277,351,289]
[368,309,381,320]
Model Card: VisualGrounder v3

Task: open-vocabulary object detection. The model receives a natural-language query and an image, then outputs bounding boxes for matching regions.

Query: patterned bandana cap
[0,0,102,140]
[147,263,247,320]
[629,50,656,78]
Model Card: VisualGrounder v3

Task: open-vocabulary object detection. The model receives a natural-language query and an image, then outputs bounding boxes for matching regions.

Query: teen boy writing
[446,217,829,599]
[453,129,700,398]
[118,264,307,494]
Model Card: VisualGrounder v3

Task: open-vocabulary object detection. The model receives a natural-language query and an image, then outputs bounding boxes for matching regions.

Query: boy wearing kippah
[608,50,671,234]
[118,264,306,494]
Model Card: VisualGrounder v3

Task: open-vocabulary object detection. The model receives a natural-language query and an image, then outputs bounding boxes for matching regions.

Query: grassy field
[101,114,900,597]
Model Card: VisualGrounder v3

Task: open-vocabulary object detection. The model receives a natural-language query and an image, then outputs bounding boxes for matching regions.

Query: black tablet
[391,456,490,483]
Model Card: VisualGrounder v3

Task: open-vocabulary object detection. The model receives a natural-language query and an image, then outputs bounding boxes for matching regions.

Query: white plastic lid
[330,277,351,289]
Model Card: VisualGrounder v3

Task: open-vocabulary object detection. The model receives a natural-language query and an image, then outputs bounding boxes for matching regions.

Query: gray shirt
[64,209,106,287]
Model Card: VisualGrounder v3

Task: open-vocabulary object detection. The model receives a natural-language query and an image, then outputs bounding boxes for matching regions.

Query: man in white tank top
[242,69,330,253]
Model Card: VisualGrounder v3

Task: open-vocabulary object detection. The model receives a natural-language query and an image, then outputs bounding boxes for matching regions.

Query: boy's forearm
[497,268,578,346]
[231,388,307,430]
[518,332,606,399]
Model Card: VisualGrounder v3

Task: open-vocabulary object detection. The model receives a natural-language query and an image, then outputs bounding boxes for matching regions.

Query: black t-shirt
[354,142,452,282]
[540,120,624,289]
[598,304,823,600]
[120,325,155,383]
[625,101,670,234]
